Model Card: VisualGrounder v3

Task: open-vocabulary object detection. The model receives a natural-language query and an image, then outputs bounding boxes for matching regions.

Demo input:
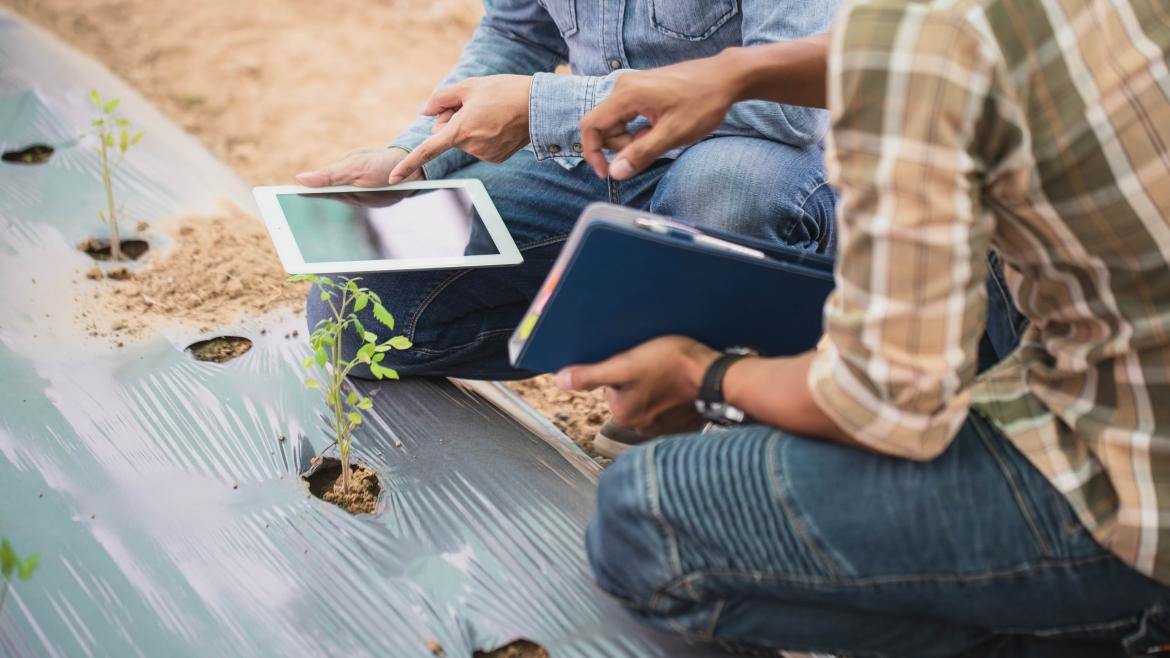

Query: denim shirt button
[609,58,621,70]
[572,143,584,153]
[548,144,562,154]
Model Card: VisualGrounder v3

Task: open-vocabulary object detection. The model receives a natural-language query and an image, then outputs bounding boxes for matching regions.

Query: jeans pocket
[536,0,578,38]
[649,0,737,41]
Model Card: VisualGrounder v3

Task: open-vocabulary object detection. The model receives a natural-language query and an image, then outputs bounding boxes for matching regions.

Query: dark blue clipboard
[508,203,835,373]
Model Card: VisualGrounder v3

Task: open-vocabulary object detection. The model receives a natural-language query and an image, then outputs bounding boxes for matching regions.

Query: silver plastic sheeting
[0,11,728,657]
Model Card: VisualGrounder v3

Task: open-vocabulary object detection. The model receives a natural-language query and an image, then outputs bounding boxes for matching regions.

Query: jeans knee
[650,139,836,252]
[587,444,679,610]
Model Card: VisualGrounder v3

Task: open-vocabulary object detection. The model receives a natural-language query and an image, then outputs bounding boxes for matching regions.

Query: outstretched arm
[579,35,829,179]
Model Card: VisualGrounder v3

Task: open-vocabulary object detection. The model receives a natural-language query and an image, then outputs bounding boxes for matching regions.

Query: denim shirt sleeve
[721,0,837,146]
[390,0,568,180]
[528,0,837,162]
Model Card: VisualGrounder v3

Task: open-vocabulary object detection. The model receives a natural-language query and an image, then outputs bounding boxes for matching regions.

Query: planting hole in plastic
[304,457,382,515]
[79,237,151,261]
[186,336,253,363]
[2,143,54,164]
[475,640,550,658]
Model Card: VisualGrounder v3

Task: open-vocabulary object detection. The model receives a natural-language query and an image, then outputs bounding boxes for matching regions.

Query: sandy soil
[4,0,610,460]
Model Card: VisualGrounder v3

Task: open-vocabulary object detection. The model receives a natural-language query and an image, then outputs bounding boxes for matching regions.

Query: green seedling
[88,90,143,261]
[0,538,40,615]
[291,274,411,492]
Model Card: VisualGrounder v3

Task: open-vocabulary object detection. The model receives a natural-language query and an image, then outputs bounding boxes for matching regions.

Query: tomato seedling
[291,275,410,492]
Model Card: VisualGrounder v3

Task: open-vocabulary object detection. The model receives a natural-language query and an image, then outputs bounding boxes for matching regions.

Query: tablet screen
[276,188,500,264]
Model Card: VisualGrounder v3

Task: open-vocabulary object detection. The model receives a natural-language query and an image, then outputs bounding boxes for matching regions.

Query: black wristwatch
[694,347,758,425]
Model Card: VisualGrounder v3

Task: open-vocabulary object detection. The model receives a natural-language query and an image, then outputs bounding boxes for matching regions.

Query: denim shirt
[393,0,838,180]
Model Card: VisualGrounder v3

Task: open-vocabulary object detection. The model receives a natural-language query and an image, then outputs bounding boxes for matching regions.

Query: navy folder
[508,203,835,373]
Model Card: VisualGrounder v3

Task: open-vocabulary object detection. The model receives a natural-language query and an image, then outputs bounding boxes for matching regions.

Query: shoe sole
[592,433,634,459]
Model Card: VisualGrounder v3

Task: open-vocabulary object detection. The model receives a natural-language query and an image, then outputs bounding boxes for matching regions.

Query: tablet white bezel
[252,179,523,274]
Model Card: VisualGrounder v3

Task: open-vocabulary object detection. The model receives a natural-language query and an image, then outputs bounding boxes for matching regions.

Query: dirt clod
[427,640,446,657]
[305,458,381,515]
[187,336,252,363]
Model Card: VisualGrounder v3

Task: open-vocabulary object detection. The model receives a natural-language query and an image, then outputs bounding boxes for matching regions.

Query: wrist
[681,344,721,399]
[719,46,763,104]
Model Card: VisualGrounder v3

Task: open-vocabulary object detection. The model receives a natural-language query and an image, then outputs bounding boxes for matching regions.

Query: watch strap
[698,353,749,404]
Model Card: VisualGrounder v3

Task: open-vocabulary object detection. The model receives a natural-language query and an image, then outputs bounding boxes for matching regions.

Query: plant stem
[334,286,352,492]
[98,130,122,261]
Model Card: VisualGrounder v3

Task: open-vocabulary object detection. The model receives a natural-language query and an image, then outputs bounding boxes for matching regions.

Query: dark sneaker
[592,420,645,459]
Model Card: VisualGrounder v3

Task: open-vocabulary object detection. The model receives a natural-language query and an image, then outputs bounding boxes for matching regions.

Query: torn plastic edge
[453,379,602,480]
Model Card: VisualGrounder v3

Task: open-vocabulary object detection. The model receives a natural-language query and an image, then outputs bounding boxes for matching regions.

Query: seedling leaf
[0,539,15,578]
[304,379,321,389]
[103,98,120,113]
[18,554,41,581]
[347,412,362,426]
[372,303,395,330]
[388,336,412,350]
[346,391,358,405]
[353,293,369,312]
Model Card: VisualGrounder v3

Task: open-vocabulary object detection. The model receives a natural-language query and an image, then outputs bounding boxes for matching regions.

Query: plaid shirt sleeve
[808,4,999,460]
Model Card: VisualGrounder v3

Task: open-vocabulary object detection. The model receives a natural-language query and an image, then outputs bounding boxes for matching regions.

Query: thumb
[556,357,629,391]
[420,83,468,116]
[294,169,330,187]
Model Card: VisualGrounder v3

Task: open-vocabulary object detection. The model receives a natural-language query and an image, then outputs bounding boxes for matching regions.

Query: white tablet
[253,180,523,274]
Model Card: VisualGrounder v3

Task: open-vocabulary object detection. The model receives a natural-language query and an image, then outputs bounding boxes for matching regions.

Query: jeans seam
[969,416,1057,558]
[643,442,687,611]
[407,268,471,339]
[785,178,832,245]
[766,434,845,578]
[1001,613,1140,637]
[656,552,1118,592]
[408,328,514,356]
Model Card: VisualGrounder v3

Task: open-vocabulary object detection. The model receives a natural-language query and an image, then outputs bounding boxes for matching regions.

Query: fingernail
[555,369,572,389]
[610,160,633,180]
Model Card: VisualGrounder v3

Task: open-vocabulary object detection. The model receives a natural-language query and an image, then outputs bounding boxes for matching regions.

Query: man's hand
[388,75,533,183]
[295,146,420,188]
[556,336,720,436]
[579,56,740,180]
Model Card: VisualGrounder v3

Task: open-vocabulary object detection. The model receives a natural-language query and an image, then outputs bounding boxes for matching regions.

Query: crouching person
[561,1,1170,655]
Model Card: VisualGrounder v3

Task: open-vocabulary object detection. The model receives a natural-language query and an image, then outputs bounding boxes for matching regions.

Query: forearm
[720,351,865,448]
[722,35,830,110]
[393,17,566,177]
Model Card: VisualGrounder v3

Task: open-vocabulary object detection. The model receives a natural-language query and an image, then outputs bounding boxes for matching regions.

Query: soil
[78,237,151,261]
[2,144,54,164]
[79,205,308,340]
[305,458,381,515]
[11,0,612,465]
[475,640,550,658]
[187,336,253,363]
[507,377,612,466]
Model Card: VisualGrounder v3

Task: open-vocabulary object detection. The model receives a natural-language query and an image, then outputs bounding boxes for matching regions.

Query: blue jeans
[586,415,1170,657]
[306,137,835,380]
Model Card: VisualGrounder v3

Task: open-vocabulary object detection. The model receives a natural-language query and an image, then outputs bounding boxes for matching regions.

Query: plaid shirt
[808,0,1170,583]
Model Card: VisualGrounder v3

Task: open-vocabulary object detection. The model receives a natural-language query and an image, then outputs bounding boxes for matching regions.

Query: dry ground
[3,0,609,457]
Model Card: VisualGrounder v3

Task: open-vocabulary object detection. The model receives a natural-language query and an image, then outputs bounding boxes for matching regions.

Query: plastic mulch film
[0,12,729,657]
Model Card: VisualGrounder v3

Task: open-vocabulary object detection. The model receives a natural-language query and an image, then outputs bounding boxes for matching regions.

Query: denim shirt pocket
[649,0,738,41]
[537,0,579,38]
